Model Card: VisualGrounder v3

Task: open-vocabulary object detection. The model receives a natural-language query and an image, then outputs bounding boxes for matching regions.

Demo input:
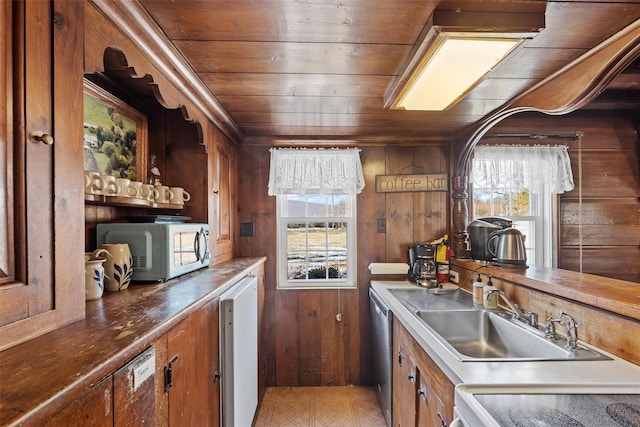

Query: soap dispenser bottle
[483,276,498,309]
[472,273,484,305]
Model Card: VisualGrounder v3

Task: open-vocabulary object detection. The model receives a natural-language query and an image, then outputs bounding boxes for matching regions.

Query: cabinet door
[113,347,157,426]
[211,132,236,261]
[167,298,220,426]
[416,370,445,427]
[0,0,84,350]
[392,345,417,427]
[45,377,113,427]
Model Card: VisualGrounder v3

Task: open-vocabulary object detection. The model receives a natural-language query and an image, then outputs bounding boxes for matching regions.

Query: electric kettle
[488,227,528,268]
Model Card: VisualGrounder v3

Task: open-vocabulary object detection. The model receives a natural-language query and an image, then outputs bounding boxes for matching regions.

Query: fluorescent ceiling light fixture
[393,36,523,111]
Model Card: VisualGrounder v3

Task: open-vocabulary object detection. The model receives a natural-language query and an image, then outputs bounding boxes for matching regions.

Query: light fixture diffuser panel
[396,36,522,111]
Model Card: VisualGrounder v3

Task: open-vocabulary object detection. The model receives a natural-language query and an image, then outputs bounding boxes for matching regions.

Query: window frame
[471,162,557,268]
[276,194,357,289]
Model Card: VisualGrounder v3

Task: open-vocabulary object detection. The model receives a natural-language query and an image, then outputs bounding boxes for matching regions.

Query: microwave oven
[96,222,211,282]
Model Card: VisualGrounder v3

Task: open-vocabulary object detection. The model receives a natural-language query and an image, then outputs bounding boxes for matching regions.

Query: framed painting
[83,79,147,181]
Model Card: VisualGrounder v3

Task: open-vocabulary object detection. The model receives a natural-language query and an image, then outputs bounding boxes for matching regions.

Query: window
[471,173,552,267]
[268,147,364,289]
[471,145,574,268]
[277,194,357,289]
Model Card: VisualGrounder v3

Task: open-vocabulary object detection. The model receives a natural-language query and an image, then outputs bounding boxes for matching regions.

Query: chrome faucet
[485,289,538,328]
[545,311,582,350]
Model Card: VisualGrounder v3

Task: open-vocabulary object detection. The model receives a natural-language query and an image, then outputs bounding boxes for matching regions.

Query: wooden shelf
[85,194,183,210]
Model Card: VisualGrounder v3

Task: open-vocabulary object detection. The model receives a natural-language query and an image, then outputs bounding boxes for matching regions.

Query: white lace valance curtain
[268,148,365,195]
[471,145,575,194]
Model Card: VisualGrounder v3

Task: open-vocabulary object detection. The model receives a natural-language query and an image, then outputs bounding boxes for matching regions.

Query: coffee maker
[468,216,512,261]
[408,244,436,284]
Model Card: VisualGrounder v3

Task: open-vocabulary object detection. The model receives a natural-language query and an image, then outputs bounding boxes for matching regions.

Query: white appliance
[96,222,210,282]
[220,276,258,427]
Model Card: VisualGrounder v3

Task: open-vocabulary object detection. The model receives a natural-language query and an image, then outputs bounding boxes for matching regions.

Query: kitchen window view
[471,145,574,268]
[277,194,357,289]
[471,174,548,267]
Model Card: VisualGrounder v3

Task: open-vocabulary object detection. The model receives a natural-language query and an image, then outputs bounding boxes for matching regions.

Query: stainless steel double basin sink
[389,288,609,362]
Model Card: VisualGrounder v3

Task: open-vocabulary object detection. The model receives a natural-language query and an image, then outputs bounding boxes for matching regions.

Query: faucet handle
[558,311,582,328]
[525,311,539,328]
[545,316,562,339]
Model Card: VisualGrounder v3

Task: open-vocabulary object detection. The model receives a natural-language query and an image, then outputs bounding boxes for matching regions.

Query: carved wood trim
[88,0,243,143]
[450,19,640,257]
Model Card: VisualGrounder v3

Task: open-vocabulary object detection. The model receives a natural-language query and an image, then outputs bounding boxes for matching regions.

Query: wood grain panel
[241,124,464,138]
[141,0,437,44]
[113,348,156,425]
[560,199,640,226]
[465,77,540,101]
[561,226,640,246]
[218,96,383,115]
[45,377,112,427]
[217,95,505,117]
[232,111,485,127]
[274,289,301,385]
[412,146,449,242]
[201,73,390,97]
[491,47,588,79]
[569,150,639,197]
[176,40,410,75]
[385,148,417,262]
[559,247,640,283]
[490,111,639,150]
[526,1,640,49]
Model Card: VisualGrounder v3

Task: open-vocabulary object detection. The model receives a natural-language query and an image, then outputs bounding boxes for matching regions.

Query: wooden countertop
[0,257,266,427]
[451,259,640,321]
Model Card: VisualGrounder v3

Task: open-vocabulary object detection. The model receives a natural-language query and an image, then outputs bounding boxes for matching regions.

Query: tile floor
[254,385,388,427]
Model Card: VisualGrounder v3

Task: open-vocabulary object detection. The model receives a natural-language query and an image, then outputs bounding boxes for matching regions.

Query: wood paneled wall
[489,110,640,283]
[237,145,451,386]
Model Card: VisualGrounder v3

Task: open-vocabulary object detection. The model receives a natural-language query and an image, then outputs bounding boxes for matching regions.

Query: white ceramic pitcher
[92,243,133,291]
[84,254,106,300]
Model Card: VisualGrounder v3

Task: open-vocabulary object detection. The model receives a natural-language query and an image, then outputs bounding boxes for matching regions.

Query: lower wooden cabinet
[393,317,454,427]
[114,347,158,425]
[393,346,418,427]
[166,297,220,427]
[44,299,221,427]
[45,377,113,426]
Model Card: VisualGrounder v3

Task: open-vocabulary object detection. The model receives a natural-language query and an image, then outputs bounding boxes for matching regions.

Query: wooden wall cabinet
[210,129,237,263]
[392,318,454,427]
[0,0,85,351]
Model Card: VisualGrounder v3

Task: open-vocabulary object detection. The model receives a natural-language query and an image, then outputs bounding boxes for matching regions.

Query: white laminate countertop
[371,280,640,388]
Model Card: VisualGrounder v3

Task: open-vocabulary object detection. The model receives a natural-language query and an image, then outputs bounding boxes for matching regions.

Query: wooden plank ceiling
[139,0,640,144]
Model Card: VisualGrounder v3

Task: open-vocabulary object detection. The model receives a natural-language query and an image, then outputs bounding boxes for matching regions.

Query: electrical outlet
[449,270,459,283]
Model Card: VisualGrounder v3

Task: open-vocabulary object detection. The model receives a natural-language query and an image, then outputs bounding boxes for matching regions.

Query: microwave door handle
[194,231,201,262]
[200,227,209,264]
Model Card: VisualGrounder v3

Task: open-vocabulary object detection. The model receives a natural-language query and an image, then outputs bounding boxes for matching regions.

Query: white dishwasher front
[220,276,258,427]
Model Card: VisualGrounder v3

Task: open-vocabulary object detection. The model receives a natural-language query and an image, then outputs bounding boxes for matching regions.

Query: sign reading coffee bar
[375,174,448,193]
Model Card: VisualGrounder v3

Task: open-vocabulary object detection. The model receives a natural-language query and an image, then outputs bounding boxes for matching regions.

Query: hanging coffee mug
[92,243,133,292]
[84,254,105,300]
